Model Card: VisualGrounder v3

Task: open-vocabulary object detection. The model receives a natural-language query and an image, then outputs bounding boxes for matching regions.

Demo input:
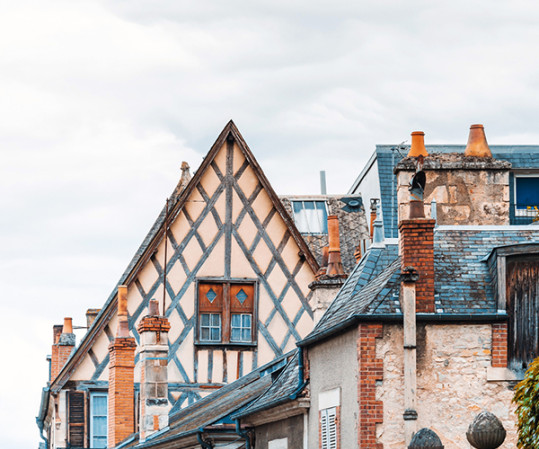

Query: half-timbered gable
[50,121,322,412]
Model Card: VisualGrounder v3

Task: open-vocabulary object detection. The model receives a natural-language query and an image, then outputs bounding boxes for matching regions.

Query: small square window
[200,313,222,342]
[197,282,255,345]
[231,314,252,342]
[292,201,328,234]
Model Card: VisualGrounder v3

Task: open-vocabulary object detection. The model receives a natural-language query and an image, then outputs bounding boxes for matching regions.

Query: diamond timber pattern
[64,122,318,412]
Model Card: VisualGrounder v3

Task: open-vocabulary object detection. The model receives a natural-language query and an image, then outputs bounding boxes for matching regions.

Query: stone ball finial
[466,411,506,449]
[408,428,444,449]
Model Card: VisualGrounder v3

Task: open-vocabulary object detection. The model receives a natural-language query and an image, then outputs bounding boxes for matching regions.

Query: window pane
[93,396,107,415]
[201,314,210,326]
[231,314,241,326]
[211,328,220,341]
[292,201,327,234]
[516,177,539,208]
[93,436,107,448]
[201,328,209,340]
[242,314,251,327]
[242,328,251,341]
[211,314,221,326]
[94,416,107,435]
[231,328,241,341]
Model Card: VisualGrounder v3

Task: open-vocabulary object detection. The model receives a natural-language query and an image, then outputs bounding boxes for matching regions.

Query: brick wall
[358,323,384,449]
[492,322,508,367]
[108,337,136,447]
[50,344,74,381]
[399,219,435,313]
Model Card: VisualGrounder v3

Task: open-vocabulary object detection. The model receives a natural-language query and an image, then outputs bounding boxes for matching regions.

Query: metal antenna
[391,141,408,158]
[162,198,169,316]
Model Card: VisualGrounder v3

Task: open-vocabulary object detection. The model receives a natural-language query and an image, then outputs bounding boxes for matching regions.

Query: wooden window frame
[195,278,258,348]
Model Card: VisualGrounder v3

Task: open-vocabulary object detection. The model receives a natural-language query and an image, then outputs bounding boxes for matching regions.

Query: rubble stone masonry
[377,324,517,449]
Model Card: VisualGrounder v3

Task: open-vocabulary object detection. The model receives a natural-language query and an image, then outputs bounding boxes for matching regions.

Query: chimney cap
[407,131,428,158]
[464,124,492,157]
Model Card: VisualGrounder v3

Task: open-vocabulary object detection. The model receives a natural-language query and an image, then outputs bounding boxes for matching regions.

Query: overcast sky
[2,0,539,446]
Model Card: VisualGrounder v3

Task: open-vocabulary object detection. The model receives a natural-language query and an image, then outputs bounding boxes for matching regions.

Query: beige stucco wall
[378,324,517,449]
[308,328,360,449]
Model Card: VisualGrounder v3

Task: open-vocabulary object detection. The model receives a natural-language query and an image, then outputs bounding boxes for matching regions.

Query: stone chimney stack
[108,285,136,447]
[138,299,171,441]
[50,318,75,381]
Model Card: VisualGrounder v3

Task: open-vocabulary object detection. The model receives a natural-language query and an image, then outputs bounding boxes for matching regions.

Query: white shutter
[321,407,337,449]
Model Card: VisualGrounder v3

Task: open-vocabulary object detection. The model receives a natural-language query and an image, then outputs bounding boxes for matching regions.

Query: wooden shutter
[198,283,223,312]
[230,284,254,313]
[507,255,539,370]
[320,408,337,449]
[68,391,85,448]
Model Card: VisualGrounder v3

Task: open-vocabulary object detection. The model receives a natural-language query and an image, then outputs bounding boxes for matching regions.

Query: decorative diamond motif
[206,288,217,303]
[236,289,248,304]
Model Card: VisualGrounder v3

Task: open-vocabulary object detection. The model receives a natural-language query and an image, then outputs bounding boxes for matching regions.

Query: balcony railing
[511,204,539,225]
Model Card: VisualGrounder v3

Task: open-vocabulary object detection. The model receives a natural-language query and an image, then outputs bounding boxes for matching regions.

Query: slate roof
[232,350,302,419]
[300,224,539,347]
[124,354,293,448]
[352,145,539,238]
[300,243,401,345]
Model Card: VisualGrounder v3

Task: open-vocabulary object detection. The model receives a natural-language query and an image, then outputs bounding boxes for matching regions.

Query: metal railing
[511,204,539,225]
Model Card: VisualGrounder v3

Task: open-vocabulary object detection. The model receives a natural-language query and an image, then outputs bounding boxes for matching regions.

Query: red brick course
[492,322,508,367]
[399,219,436,313]
[50,344,73,381]
[108,336,136,447]
[357,324,384,449]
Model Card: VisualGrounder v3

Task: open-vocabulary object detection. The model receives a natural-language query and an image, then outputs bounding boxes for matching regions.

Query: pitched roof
[122,354,293,449]
[50,120,319,393]
[232,350,302,419]
[300,224,539,347]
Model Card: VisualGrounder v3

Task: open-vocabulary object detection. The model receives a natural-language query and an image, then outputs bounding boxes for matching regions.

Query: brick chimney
[399,171,436,313]
[108,285,136,447]
[309,216,347,322]
[50,318,75,381]
[138,299,171,441]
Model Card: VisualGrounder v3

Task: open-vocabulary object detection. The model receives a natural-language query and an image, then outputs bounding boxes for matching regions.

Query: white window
[231,313,252,342]
[90,392,107,448]
[200,313,222,342]
[320,407,337,449]
[292,201,328,234]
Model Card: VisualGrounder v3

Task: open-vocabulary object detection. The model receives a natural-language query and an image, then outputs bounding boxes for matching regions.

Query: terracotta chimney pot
[63,317,73,334]
[326,215,346,277]
[464,124,492,157]
[117,285,130,338]
[407,132,428,158]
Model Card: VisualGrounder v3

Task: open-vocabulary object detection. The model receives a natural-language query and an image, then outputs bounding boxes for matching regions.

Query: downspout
[234,419,251,449]
[197,430,213,449]
[401,267,419,445]
[289,347,308,400]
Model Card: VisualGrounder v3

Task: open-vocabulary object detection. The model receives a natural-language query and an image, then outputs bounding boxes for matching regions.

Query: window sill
[486,366,523,382]
[195,341,257,349]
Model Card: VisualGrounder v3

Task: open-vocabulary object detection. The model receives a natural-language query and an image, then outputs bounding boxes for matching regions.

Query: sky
[2,0,539,447]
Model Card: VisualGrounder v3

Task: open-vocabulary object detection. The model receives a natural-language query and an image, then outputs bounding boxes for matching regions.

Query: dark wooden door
[507,255,539,371]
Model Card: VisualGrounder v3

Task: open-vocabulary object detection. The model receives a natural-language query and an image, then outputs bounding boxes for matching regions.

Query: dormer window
[292,200,328,234]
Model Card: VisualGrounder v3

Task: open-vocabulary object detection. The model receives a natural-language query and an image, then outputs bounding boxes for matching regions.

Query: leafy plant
[513,358,539,449]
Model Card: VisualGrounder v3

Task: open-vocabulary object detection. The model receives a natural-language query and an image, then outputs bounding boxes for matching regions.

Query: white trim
[486,367,522,382]
[318,388,340,410]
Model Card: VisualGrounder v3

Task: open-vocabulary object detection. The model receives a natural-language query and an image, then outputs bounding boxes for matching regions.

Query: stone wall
[395,155,511,225]
[377,324,517,449]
